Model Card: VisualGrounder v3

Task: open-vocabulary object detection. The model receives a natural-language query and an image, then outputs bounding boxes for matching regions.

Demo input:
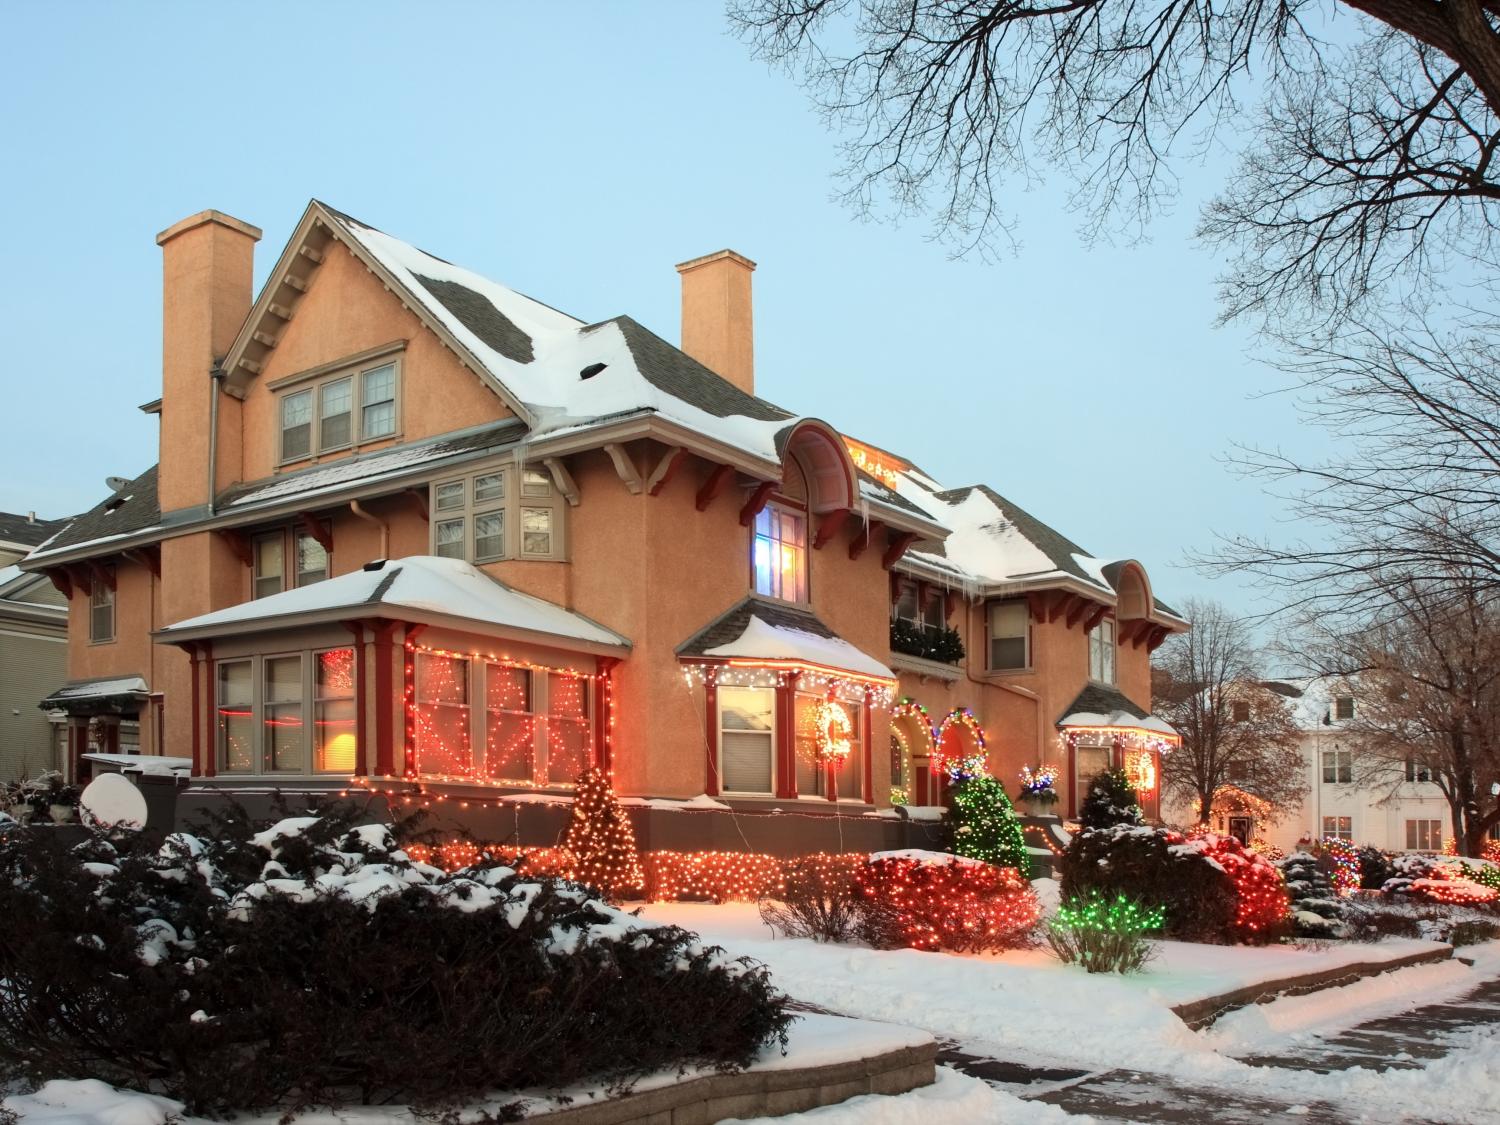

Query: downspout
[207,366,226,516]
[349,500,390,559]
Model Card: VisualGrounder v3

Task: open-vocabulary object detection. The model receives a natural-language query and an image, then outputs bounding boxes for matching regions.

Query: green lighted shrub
[1046,891,1164,974]
[949,775,1029,875]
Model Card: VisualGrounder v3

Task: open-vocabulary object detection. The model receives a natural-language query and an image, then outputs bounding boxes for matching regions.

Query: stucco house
[0,512,71,780]
[21,202,1186,846]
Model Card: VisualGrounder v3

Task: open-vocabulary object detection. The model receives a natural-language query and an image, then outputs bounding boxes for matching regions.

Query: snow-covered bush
[1343,895,1500,944]
[1060,825,1237,943]
[1381,852,1439,897]
[1358,846,1394,890]
[0,809,791,1115]
[1078,767,1144,829]
[1278,851,1344,938]
[853,853,1040,953]
[1045,891,1163,974]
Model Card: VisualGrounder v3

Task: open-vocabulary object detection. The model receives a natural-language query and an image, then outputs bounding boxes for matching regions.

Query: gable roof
[1058,682,1177,737]
[0,511,71,550]
[677,596,894,681]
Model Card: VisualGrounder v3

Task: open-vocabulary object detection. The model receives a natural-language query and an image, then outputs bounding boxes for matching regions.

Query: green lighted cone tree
[949,775,1029,876]
[563,767,644,902]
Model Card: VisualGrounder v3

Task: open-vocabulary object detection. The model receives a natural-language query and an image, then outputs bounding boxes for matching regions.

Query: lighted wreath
[814,699,855,763]
[1131,748,1158,793]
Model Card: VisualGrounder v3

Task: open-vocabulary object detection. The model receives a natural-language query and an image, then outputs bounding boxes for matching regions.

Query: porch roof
[1057,683,1178,738]
[155,556,630,655]
[39,675,150,715]
[677,596,894,682]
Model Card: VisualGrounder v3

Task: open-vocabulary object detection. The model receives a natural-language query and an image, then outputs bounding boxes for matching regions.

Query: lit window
[281,390,313,460]
[263,656,303,772]
[254,535,284,599]
[1088,619,1116,683]
[414,653,471,778]
[1322,815,1352,841]
[319,377,353,450]
[1406,819,1442,851]
[89,579,115,643]
[217,660,253,773]
[719,686,774,794]
[988,600,1028,670]
[547,673,592,785]
[752,506,807,602]
[484,664,533,782]
[794,693,862,800]
[361,364,397,439]
[315,648,357,773]
[1322,746,1352,784]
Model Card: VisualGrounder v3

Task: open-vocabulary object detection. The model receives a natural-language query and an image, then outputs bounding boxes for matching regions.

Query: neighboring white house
[1170,676,1455,854]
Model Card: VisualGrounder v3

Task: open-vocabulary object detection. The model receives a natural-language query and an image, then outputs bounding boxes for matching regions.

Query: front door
[1228,816,1253,845]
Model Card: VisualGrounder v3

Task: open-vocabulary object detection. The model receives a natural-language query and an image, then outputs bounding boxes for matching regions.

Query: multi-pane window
[988,599,1028,670]
[216,648,357,775]
[251,527,329,597]
[412,658,592,785]
[89,579,114,643]
[278,355,401,462]
[1334,695,1355,721]
[1088,618,1117,684]
[430,465,561,562]
[1406,819,1443,851]
[254,535,284,599]
[1322,746,1353,783]
[794,693,863,800]
[296,532,329,585]
[1323,815,1353,841]
[752,506,807,602]
[894,583,920,625]
[719,686,775,794]
[1405,759,1434,783]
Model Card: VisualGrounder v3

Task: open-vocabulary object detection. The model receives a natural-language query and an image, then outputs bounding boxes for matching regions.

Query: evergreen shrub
[1078,768,1144,829]
[0,809,791,1115]
[1277,851,1344,938]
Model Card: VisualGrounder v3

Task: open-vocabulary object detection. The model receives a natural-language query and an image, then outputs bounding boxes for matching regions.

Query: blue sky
[0,0,1324,616]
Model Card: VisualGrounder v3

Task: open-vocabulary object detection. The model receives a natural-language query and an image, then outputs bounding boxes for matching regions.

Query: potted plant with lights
[1017,765,1060,817]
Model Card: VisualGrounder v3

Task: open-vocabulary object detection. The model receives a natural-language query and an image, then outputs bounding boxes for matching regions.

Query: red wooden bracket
[849,519,884,561]
[298,514,334,553]
[89,561,116,592]
[813,507,851,550]
[881,532,919,570]
[739,481,776,527]
[1066,597,1093,629]
[696,464,735,512]
[1082,605,1109,634]
[1147,626,1169,652]
[46,569,73,600]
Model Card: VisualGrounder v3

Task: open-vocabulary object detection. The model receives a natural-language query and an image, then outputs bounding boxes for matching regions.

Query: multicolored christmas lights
[1322,836,1361,896]
[933,707,988,782]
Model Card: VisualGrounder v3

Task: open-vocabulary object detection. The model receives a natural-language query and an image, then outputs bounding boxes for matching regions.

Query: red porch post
[703,677,720,797]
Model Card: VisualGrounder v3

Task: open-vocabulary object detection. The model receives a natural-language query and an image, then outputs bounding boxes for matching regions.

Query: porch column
[703,678,719,797]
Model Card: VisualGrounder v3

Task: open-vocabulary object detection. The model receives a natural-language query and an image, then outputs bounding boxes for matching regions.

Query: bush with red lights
[1178,832,1292,943]
[853,854,1040,953]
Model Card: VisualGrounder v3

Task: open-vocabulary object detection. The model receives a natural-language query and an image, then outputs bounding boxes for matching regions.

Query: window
[315,648,357,772]
[484,665,533,781]
[89,579,114,643]
[1406,819,1443,851]
[547,672,592,785]
[794,693,863,800]
[263,655,303,772]
[752,506,807,602]
[1231,700,1251,723]
[1405,759,1433,783]
[1334,695,1355,721]
[1322,746,1353,784]
[296,532,329,586]
[413,653,471,778]
[1088,618,1116,684]
[1323,815,1353,841]
[430,464,563,562]
[277,353,402,462]
[922,590,947,631]
[254,535,284,599]
[1228,761,1249,781]
[988,599,1028,670]
[719,686,775,794]
[217,660,253,773]
[894,583,920,625]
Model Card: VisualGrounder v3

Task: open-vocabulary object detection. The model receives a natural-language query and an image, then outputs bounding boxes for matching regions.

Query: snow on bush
[1277,852,1344,938]
[0,807,791,1115]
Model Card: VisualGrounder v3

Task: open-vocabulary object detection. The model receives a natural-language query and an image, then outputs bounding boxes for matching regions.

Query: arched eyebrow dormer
[774,419,858,513]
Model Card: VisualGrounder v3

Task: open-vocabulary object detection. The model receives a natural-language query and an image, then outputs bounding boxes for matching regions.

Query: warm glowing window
[987,599,1028,670]
[752,507,807,602]
[413,653,471,778]
[1405,819,1442,851]
[719,686,775,794]
[315,648,357,773]
[484,664,533,782]
[263,655,304,772]
[547,672,593,785]
[217,660,253,774]
[794,693,862,800]
[1088,619,1116,684]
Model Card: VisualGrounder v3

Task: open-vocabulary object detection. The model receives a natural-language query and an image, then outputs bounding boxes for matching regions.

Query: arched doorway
[889,700,936,806]
[933,708,987,803]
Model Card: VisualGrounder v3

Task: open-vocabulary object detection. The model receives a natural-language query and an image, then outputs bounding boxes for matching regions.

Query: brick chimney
[675,249,756,396]
[155,210,261,514]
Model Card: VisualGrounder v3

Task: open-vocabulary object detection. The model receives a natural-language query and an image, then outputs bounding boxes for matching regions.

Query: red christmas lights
[1181,833,1290,943]
[854,856,1040,953]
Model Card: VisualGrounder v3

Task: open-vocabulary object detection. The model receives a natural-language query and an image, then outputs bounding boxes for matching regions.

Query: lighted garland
[1060,726,1179,755]
[889,698,937,800]
[1130,748,1158,793]
[680,661,896,708]
[933,708,988,782]
[1322,837,1361,897]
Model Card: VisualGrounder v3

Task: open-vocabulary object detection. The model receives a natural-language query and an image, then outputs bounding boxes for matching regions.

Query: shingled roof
[27,466,159,558]
[0,511,71,549]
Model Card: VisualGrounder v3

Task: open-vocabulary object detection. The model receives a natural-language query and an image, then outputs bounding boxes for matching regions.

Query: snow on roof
[1265,675,1360,730]
[330,212,795,465]
[44,676,149,701]
[159,556,628,649]
[1059,709,1178,737]
[82,753,192,776]
[702,614,893,680]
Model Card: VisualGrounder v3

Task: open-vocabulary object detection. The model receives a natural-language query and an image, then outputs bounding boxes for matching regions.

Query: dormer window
[752,506,807,602]
[275,349,402,464]
[1334,695,1355,721]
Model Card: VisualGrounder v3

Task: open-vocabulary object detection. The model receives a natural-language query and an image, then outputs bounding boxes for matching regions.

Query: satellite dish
[105,476,131,493]
[80,773,148,830]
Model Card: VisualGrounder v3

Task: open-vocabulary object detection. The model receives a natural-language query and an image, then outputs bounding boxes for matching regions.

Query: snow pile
[2,1079,181,1125]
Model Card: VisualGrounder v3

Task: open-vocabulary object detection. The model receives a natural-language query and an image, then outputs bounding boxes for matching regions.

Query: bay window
[315,648,358,772]
[719,686,775,794]
[263,655,304,772]
[413,653,471,777]
[484,665,534,781]
[216,648,354,775]
[752,506,807,602]
[217,660,254,773]
[430,464,563,562]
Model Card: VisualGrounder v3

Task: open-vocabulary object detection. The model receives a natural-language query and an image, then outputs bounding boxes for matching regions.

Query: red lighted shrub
[854,854,1040,952]
[1182,833,1291,944]
[642,850,786,903]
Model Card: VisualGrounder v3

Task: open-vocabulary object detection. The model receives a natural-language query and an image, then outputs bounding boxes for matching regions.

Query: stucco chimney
[676,249,756,396]
[155,210,261,514]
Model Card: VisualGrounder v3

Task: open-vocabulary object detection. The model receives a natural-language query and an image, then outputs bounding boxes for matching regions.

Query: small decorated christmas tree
[563,768,644,902]
[950,775,1030,876]
[1079,767,1144,830]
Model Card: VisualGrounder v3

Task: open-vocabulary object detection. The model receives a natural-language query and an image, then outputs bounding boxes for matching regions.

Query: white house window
[1088,618,1116,684]
[719,686,775,794]
[1405,759,1434,783]
[430,465,563,563]
[277,353,402,463]
[988,599,1028,670]
[89,579,115,643]
[1322,746,1353,784]
[752,506,807,602]
[1322,815,1353,841]
[1334,695,1355,721]
[1406,819,1442,851]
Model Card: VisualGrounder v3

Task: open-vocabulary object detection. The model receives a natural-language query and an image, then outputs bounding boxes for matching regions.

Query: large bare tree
[1153,599,1307,825]
[730,0,1500,328]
